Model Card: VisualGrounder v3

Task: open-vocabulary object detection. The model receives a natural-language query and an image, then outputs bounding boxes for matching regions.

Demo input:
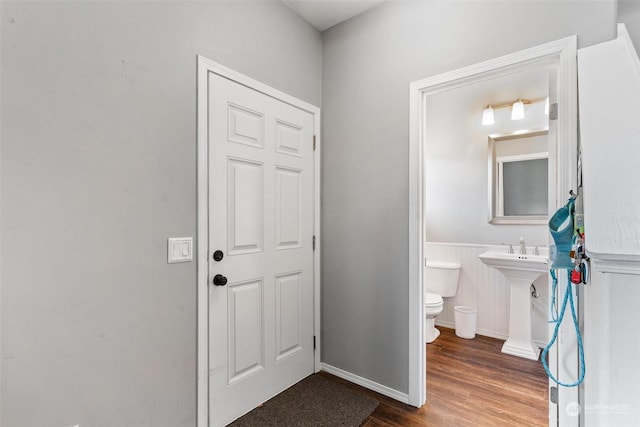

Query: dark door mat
[229,373,379,426]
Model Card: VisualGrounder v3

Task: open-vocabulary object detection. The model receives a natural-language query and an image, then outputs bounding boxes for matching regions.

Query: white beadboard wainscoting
[425,242,549,347]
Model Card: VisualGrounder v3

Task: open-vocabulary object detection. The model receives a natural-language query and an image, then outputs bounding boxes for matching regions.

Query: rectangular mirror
[488,129,549,224]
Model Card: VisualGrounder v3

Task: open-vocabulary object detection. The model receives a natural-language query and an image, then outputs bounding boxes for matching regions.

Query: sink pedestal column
[502,275,540,361]
[477,251,548,361]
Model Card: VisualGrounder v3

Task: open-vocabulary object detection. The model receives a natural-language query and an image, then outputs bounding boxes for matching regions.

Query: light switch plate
[168,237,193,263]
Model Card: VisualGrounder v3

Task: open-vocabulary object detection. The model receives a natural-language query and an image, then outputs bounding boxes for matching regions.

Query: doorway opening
[409,36,578,426]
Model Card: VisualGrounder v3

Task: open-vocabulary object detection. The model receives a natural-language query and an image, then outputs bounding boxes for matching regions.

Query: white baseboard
[436,320,548,351]
[534,339,548,349]
[320,363,409,404]
[458,324,509,341]
[436,320,510,340]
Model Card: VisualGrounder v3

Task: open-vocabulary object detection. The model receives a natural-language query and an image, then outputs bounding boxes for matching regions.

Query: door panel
[227,103,264,148]
[275,167,302,250]
[275,120,303,156]
[208,72,315,427]
[227,279,264,385]
[275,271,303,360]
[227,159,263,255]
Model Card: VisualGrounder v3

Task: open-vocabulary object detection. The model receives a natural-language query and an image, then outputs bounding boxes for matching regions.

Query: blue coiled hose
[541,270,585,387]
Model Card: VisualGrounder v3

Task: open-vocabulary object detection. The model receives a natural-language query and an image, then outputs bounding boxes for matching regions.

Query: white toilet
[424,260,461,343]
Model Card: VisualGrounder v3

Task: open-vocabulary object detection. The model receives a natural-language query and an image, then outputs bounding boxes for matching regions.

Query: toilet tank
[424,261,461,297]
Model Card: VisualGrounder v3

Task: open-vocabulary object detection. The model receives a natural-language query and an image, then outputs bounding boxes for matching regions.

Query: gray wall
[620,0,640,48]
[321,0,615,394]
[423,67,549,245]
[0,1,321,426]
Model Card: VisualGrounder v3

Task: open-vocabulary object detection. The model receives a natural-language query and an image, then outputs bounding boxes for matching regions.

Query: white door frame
[408,36,577,424]
[196,56,321,427]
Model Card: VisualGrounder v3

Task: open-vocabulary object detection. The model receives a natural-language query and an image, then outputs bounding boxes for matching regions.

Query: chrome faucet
[519,237,527,255]
[502,243,514,254]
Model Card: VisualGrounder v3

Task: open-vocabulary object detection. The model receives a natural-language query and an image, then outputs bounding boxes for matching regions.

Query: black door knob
[213,250,224,262]
[213,274,228,286]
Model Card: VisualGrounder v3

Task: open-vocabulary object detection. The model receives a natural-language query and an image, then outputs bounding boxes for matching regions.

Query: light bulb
[545,97,549,116]
[482,105,494,126]
[511,100,525,120]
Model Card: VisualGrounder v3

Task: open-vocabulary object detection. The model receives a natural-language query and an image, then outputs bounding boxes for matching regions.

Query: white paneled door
[207,72,315,426]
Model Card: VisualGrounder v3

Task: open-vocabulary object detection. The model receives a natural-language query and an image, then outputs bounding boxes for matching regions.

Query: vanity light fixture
[511,99,525,120]
[482,105,495,126]
[481,97,544,125]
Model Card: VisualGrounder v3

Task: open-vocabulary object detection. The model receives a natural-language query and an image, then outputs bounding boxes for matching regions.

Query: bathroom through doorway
[409,36,579,426]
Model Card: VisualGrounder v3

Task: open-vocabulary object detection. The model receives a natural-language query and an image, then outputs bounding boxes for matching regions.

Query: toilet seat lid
[424,292,443,306]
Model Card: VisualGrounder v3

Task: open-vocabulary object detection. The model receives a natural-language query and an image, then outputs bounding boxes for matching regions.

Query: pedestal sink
[478,251,549,360]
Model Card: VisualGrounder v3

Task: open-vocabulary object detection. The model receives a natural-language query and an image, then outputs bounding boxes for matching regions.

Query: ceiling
[282,0,384,32]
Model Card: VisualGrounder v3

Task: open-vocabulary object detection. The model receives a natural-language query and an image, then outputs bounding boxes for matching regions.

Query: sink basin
[478,250,549,361]
[478,251,549,280]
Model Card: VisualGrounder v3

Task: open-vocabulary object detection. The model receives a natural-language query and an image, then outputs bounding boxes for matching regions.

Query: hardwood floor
[321,327,548,426]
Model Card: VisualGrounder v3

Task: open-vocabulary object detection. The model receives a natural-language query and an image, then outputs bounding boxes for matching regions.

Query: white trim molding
[196,56,321,427]
[320,363,409,404]
[589,252,640,275]
[409,36,578,419]
[434,320,548,350]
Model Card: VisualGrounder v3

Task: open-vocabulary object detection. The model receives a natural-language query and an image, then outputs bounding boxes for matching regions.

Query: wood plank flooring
[321,327,548,426]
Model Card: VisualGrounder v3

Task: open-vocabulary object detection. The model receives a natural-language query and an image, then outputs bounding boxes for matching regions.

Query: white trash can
[454,306,477,339]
